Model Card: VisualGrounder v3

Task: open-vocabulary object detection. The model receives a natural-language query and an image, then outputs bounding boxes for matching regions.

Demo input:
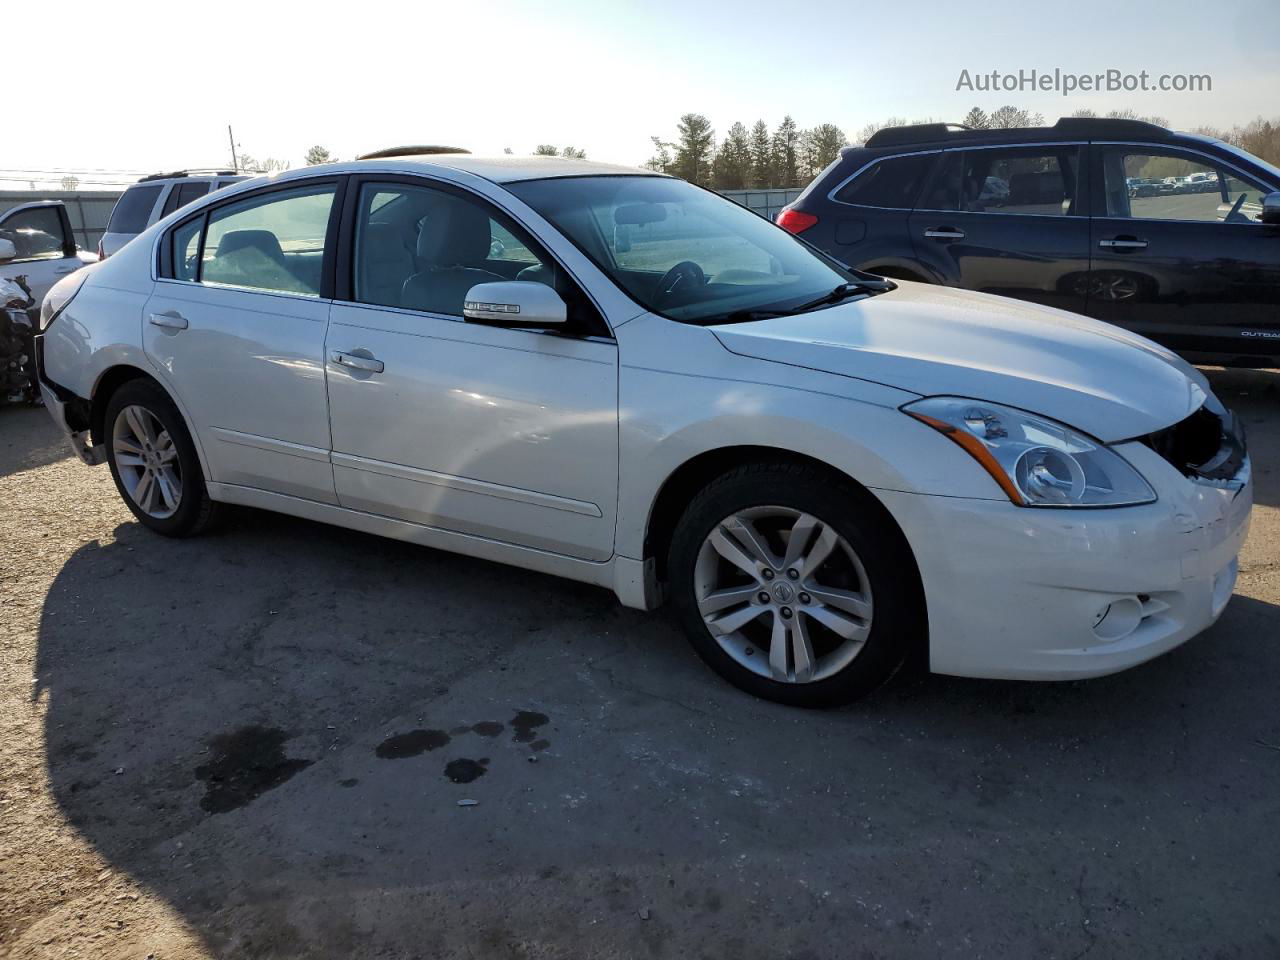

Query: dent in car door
[325,305,618,561]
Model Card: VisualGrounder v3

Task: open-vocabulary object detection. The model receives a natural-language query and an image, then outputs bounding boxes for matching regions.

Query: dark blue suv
[778,117,1280,366]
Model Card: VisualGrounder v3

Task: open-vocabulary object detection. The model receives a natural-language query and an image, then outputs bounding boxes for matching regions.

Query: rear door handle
[148,311,188,330]
[1098,237,1148,250]
[924,227,966,240]
[331,351,384,374]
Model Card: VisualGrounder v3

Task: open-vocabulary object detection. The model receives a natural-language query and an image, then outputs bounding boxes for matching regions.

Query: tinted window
[0,206,67,260]
[923,148,1079,216]
[510,176,863,325]
[202,185,336,296]
[834,154,934,208]
[352,182,556,316]
[1103,148,1271,222]
[161,181,211,218]
[107,185,162,233]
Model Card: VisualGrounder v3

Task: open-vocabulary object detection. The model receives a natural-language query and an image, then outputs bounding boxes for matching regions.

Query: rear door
[907,144,1091,313]
[1087,143,1280,358]
[0,203,86,304]
[144,179,344,502]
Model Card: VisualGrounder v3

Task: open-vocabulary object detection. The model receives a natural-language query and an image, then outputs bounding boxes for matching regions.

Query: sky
[6,0,1279,188]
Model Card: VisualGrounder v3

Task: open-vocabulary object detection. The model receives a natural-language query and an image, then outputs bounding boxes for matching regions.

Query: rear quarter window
[834,154,935,209]
[107,185,163,233]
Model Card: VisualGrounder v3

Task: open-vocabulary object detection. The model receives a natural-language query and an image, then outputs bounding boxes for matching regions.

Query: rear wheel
[104,379,217,537]
[668,462,922,707]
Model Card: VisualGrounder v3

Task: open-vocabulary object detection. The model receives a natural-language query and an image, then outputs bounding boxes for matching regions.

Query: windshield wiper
[716,279,895,325]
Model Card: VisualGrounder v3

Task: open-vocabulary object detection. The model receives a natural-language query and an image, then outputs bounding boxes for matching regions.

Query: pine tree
[749,120,772,188]
[644,137,674,173]
[771,115,801,188]
[714,122,753,189]
[960,107,989,129]
[673,113,715,185]
[304,145,332,165]
[805,124,847,180]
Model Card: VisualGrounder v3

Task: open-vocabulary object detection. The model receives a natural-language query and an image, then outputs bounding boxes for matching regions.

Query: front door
[1087,143,1280,358]
[144,181,341,503]
[324,178,619,561]
[907,145,1091,313]
[0,203,85,304]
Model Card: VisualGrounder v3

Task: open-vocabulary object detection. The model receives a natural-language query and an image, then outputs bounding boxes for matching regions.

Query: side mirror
[0,238,16,262]
[463,281,566,326]
[1263,191,1280,225]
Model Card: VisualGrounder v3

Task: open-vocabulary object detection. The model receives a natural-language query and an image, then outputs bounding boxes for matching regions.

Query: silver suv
[99,170,246,258]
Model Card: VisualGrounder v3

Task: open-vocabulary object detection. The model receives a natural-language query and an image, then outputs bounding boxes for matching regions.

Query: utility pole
[227,125,239,172]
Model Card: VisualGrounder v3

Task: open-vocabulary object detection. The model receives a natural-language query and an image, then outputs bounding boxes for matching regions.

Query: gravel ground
[2,368,1278,959]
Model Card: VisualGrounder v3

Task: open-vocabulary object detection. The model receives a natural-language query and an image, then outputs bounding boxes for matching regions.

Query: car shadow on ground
[31,505,1280,958]
[0,405,72,479]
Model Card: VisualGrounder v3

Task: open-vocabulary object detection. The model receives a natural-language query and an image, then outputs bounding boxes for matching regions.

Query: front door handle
[331,351,385,374]
[1098,237,1148,250]
[148,311,188,330]
[924,227,966,240]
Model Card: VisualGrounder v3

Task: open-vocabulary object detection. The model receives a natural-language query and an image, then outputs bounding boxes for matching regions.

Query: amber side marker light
[906,410,1026,505]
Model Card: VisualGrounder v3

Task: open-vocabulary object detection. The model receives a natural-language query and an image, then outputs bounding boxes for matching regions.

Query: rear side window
[160,181,211,218]
[201,185,337,296]
[107,185,162,233]
[922,147,1081,216]
[834,154,935,209]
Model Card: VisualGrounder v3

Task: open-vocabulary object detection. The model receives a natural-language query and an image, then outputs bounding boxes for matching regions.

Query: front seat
[359,222,415,307]
[401,197,504,315]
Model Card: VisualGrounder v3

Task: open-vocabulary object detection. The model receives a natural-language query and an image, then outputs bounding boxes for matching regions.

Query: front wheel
[104,379,218,537]
[668,463,923,707]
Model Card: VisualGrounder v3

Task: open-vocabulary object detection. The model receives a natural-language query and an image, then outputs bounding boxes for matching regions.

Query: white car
[36,155,1252,706]
[99,171,246,259]
[0,201,97,306]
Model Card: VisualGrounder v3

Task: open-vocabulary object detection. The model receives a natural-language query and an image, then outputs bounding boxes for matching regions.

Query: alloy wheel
[112,404,183,519]
[693,506,873,684]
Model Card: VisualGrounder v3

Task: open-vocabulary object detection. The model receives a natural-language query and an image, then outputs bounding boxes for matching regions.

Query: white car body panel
[0,201,97,305]
[37,156,1254,683]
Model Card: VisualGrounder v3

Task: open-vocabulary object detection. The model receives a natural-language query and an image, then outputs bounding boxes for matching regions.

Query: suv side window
[160,181,211,219]
[1102,147,1272,222]
[833,154,934,209]
[0,207,68,260]
[923,147,1081,216]
[201,185,337,296]
[350,180,605,335]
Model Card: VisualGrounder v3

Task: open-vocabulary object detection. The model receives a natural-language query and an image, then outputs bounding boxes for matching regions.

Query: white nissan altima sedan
[35,154,1252,706]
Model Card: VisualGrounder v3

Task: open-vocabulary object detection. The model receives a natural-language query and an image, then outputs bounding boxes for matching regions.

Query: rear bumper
[34,334,104,466]
[875,441,1253,680]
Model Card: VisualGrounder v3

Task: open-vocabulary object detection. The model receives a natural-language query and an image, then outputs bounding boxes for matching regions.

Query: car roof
[850,117,1200,154]
[374,154,661,183]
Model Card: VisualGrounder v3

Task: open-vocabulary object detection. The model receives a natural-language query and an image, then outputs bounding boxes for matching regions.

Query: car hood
[710,281,1209,443]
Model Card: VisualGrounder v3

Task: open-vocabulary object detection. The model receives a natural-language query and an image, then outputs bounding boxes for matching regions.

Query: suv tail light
[776,208,818,235]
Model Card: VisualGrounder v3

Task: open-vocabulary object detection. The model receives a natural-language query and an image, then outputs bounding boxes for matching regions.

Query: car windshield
[507,175,869,324]
[1216,142,1280,185]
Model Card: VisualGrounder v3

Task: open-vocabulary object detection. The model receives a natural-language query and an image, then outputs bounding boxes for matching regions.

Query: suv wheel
[104,379,217,537]
[668,462,923,707]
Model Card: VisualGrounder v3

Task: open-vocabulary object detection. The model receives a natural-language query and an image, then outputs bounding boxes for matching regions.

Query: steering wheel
[1222,192,1250,224]
[654,260,706,306]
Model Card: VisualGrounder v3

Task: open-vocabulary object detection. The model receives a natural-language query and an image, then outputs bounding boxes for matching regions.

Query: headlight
[902,397,1156,508]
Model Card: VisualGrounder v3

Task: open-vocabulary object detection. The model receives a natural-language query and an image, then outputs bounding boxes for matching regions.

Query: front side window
[1103,148,1272,222]
[201,185,336,296]
[0,206,67,260]
[107,185,162,234]
[833,154,935,209]
[351,181,574,320]
[508,175,862,325]
[922,148,1080,216]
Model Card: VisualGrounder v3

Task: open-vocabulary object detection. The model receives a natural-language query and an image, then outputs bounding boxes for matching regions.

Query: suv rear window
[107,185,163,234]
[834,154,935,209]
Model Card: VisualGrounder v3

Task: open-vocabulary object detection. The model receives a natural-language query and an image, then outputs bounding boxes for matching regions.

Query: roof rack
[355,145,471,161]
[137,169,238,182]
[862,116,1172,149]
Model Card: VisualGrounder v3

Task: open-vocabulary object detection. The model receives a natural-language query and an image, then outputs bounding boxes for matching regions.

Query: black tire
[668,461,924,707]
[103,378,218,537]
